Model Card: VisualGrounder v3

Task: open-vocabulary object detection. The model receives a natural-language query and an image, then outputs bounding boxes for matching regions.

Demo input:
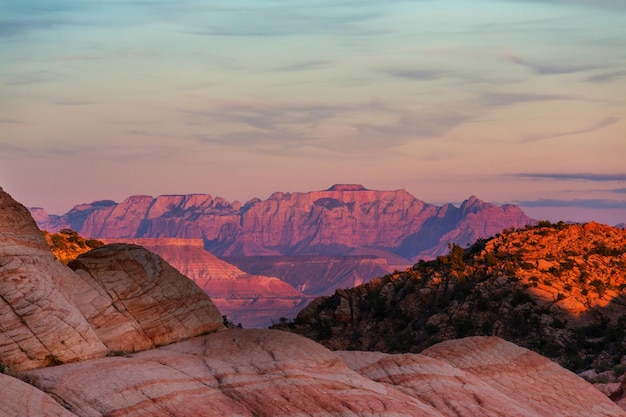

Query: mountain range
[32,184,533,292]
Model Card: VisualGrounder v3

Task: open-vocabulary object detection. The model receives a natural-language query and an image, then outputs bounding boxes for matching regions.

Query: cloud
[586,70,626,83]
[515,173,626,182]
[275,60,334,72]
[499,0,626,11]
[515,199,626,209]
[0,18,65,37]
[384,68,449,81]
[523,116,620,142]
[479,92,573,107]
[613,188,626,194]
[504,50,597,75]
[353,110,470,145]
[185,101,345,131]
[5,71,61,85]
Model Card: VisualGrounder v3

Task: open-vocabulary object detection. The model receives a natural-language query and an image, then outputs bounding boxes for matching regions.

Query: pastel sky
[1,0,625,225]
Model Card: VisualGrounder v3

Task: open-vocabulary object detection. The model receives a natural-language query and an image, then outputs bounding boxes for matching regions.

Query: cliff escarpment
[34,185,533,262]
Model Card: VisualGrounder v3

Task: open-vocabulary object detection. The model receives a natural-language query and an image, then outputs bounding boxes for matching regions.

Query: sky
[1,0,625,225]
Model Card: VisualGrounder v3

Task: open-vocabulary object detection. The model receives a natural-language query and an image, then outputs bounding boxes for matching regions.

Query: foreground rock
[22,330,625,417]
[0,373,76,417]
[0,187,223,371]
[67,243,223,351]
[0,187,107,371]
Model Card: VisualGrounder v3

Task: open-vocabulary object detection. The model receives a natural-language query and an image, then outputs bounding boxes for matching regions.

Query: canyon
[2,185,626,416]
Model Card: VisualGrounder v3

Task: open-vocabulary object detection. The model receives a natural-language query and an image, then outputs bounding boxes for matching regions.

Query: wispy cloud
[586,70,626,83]
[515,173,626,182]
[0,118,23,124]
[499,0,626,11]
[479,92,573,107]
[523,116,620,142]
[353,109,470,145]
[384,68,449,81]
[504,50,597,75]
[275,60,335,72]
[5,71,62,85]
[515,199,626,209]
[612,188,626,194]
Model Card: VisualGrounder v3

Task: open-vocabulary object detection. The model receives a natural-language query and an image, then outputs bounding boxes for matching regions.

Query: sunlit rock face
[35,185,533,262]
[23,330,626,417]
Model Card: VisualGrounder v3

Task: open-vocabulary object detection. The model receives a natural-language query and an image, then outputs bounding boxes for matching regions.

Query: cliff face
[34,185,533,261]
[280,222,626,379]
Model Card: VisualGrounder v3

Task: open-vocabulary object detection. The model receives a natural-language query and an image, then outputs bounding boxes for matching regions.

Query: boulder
[67,243,224,351]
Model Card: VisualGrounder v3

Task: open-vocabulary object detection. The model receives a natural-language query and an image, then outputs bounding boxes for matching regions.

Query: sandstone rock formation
[0,373,76,417]
[225,253,401,296]
[102,238,310,327]
[22,330,626,417]
[0,186,223,371]
[0,187,108,371]
[67,243,224,351]
[282,222,626,376]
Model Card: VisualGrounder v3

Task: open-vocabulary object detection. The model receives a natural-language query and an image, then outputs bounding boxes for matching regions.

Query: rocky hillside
[33,184,533,261]
[3,186,626,416]
[280,222,626,378]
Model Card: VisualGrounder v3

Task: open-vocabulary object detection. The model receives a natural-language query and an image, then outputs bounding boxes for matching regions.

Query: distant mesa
[326,184,368,191]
